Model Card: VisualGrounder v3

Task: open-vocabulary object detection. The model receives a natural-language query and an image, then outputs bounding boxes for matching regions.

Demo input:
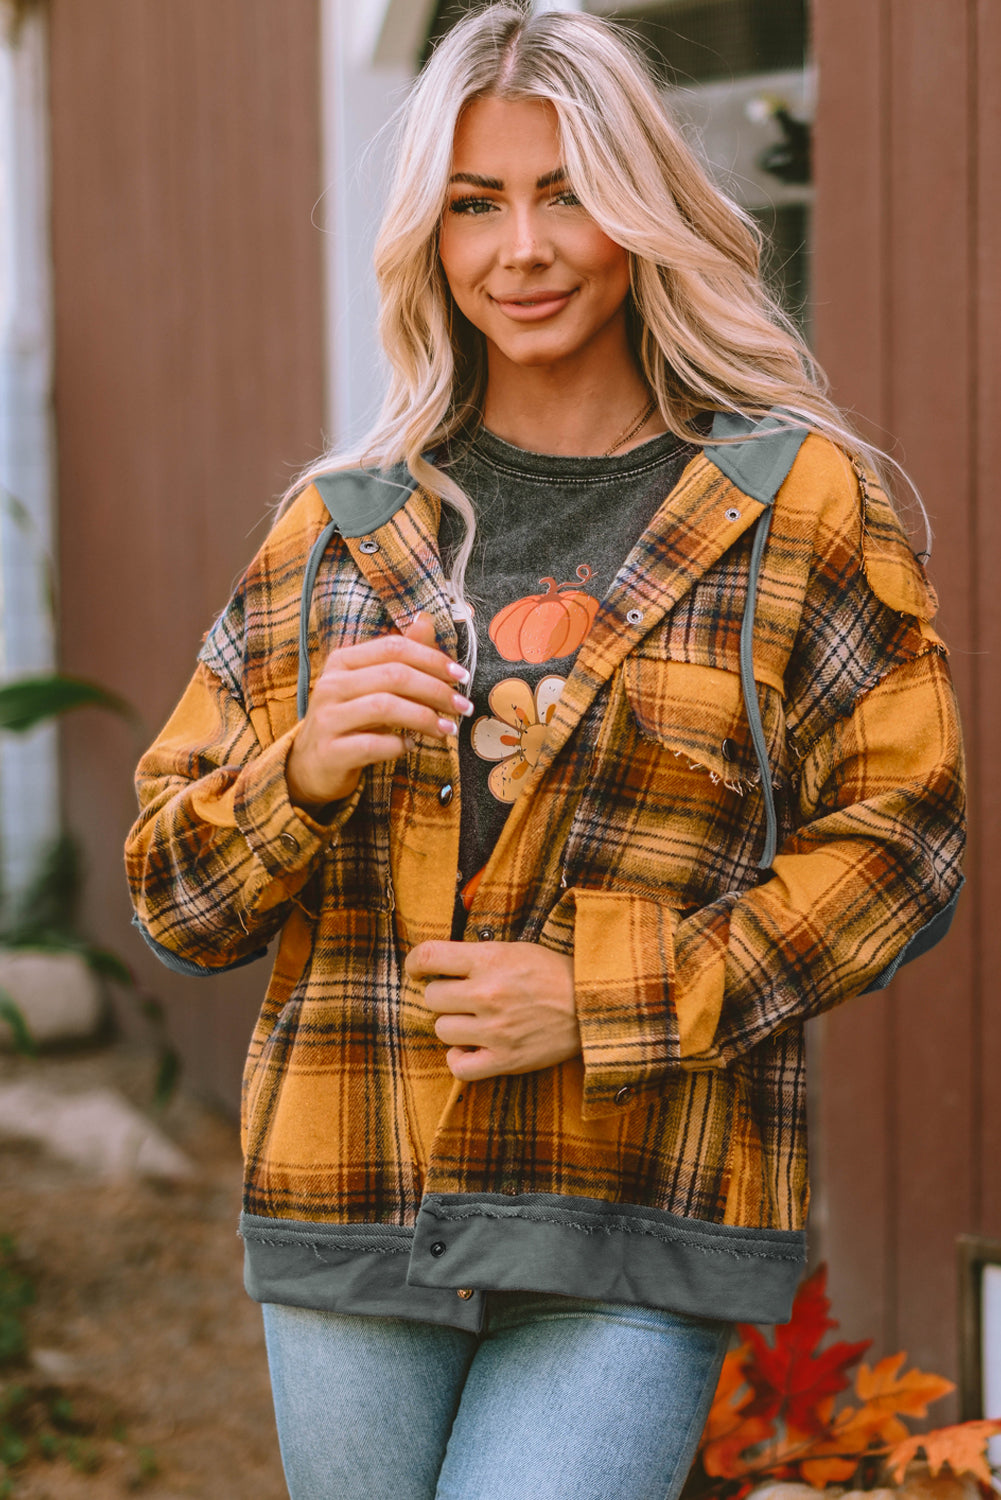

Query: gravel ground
[0,1044,287,1499]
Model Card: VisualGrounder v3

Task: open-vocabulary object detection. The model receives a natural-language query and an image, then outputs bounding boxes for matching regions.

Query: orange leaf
[828,1400,910,1451]
[855,1352,954,1420]
[800,1454,862,1487]
[782,1400,880,1487]
[701,1345,775,1479]
[704,1344,755,1433]
[702,1413,775,1479]
[801,1354,957,1453]
[886,1419,1001,1485]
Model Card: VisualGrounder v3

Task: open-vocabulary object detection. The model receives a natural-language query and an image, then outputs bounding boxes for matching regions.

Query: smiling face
[438,96,633,381]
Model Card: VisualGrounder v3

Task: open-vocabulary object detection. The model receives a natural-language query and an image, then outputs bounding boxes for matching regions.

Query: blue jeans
[262,1292,731,1499]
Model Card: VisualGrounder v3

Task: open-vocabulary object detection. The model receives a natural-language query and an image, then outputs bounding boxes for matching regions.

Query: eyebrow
[448,166,568,190]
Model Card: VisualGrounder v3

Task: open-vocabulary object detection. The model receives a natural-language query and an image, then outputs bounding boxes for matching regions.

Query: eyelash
[447,189,582,216]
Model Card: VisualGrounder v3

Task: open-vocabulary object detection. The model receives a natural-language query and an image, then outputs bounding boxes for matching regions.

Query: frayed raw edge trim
[667,747,783,796]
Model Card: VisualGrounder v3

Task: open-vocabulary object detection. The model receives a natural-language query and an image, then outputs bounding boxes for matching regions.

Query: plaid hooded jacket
[126,415,965,1330]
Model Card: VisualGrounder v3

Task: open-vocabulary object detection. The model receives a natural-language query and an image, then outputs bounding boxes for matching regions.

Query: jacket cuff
[233,727,362,882]
[560,889,684,1121]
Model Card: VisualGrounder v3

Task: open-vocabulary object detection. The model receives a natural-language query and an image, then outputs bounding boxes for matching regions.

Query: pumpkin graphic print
[489,564,599,664]
[471,563,599,806]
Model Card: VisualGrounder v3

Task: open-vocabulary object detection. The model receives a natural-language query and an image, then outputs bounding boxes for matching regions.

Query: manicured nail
[448,663,470,684]
[438,718,459,736]
[452,694,474,716]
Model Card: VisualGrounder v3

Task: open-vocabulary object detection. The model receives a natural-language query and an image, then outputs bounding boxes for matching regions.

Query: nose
[500,204,555,271]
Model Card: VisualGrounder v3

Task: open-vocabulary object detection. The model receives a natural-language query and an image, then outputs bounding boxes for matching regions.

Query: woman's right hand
[285,612,472,816]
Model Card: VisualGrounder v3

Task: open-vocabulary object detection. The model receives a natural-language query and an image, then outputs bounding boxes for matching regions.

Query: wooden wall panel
[811,0,895,1359]
[48,0,325,1106]
[975,0,1001,1247]
[885,0,977,1383]
[813,0,997,1396]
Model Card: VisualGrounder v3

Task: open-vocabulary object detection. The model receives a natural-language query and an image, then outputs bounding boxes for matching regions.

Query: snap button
[279,831,300,854]
[358,538,379,554]
[626,608,643,626]
[476,925,496,942]
[721,738,737,762]
[614,1085,633,1105]
[438,783,454,807]
[456,1288,474,1300]
[429,1241,447,1257]
[724,507,741,522]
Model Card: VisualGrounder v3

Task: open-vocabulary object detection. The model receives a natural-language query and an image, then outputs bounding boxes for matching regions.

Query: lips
[490,289,577,321]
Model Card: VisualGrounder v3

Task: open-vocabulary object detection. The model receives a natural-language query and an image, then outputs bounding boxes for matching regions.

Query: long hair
[292,3,923,656]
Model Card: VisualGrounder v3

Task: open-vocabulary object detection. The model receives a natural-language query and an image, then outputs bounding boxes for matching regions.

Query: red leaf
[739,1266,871,1436]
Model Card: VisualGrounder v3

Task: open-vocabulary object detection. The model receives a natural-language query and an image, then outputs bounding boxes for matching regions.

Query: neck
[481,340,665,457]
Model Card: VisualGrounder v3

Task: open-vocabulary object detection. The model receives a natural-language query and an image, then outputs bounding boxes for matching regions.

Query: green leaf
[48,1396,75,1430]
[83,947,133,985]
[0,674,133,734]
[0,994,36,1057]
[136,1444,160,1480]
[152,1048,181,1111]
[0,833,81,945]
[0,1429,28,1468]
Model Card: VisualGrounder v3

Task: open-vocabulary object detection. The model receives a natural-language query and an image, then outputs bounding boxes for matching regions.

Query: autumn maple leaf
[697,1340,779,1486]
[846,1353,955,1445]
[886,1419,1001,1486]
[699,1343,775,1478]
[738,1265,871,1438]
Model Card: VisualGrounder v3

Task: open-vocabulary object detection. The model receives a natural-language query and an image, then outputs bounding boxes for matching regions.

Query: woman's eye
[448,196,495,216]
[552,190,582,208]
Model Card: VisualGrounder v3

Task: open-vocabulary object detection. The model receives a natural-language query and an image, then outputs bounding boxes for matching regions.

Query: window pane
[585,0,807,85]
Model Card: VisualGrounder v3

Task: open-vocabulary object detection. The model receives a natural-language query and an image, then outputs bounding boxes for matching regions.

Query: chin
[489,332,589,370]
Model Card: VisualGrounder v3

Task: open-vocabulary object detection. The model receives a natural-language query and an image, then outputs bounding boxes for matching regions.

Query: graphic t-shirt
[438,425,698,932]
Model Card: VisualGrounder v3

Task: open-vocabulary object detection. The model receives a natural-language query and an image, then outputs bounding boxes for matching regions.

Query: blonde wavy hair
[292,1,923,650]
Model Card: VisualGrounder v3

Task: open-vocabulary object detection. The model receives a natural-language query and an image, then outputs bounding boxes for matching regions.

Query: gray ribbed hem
[240,1214,486,1331]
[240,1194,806,1331]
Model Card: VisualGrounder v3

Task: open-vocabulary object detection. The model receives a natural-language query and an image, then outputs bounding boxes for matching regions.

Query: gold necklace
[602,397,658,456]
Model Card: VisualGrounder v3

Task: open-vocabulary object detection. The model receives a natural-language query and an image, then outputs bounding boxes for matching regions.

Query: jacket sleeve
[550,468,966,1120]
[125,658,363,973]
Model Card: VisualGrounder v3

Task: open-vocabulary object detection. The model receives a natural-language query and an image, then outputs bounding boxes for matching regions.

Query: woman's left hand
[405,940,579,1080]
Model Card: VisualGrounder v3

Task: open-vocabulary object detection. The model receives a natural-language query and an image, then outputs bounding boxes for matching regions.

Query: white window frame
[0,5,59,901]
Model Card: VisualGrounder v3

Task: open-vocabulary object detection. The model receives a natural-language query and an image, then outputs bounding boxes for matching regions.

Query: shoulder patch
[312,463,417,538]
[705,409,810,506]
[859,470,938,622]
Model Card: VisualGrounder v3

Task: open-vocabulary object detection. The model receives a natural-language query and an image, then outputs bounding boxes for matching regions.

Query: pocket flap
[622,658,780,789]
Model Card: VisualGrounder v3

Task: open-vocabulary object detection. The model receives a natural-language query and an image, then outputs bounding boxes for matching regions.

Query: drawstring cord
[297,519,341,721]
[739,506,778,870]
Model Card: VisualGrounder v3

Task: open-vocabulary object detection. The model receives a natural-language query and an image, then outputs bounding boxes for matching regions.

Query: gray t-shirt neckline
[439,424,698,930]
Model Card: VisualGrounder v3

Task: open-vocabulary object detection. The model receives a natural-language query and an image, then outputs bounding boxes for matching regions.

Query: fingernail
[448,663,470,684]
[438,718,459,736]
[452,694,474,715]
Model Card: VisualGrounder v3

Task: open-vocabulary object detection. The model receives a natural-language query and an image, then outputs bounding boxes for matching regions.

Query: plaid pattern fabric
[126,434,965,1237]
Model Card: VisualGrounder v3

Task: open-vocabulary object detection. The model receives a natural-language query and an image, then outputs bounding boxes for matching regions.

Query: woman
[126,6,965,1498]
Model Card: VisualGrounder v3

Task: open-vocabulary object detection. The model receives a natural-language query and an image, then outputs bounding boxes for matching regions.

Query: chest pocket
[621,656,786,792]
[261,683,300,742]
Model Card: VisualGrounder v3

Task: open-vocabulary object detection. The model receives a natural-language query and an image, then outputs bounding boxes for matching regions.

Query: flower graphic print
[470,675,566,804]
